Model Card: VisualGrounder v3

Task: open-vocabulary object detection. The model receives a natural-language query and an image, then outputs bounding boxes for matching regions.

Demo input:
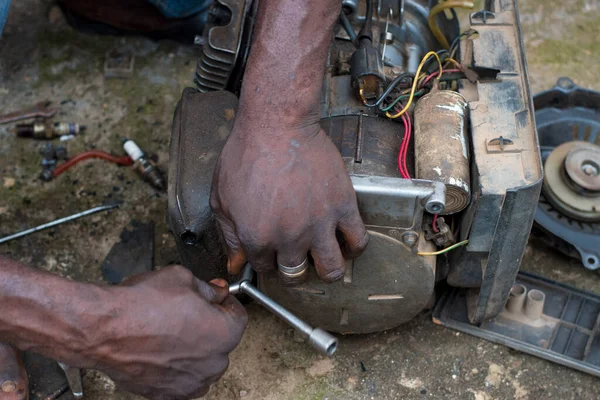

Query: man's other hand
[90,266,247,399]
[210,124,369,282]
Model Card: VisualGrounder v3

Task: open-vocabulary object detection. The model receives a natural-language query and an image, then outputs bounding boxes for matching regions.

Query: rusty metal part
[543,141,600,222]
[0,343,28,400]
[424,215,455,248]
[14,122,85,140]
[0,101,58,125]
[414,90,471,215]
[133,158,165,192]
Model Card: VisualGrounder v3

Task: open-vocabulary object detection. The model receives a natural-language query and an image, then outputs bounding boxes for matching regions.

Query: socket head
[308,328,338,357]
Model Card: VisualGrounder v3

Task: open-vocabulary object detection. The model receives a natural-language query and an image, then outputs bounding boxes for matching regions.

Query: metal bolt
[581,161,599,177]
[1,380,17,393]
[402,231,418,247]
[194,35,206,46]
[384,32,394,44]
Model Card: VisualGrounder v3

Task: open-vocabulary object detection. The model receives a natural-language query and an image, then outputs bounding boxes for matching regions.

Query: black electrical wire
[365,72,415,108]
[357,0,374,42]
[339,12,358,43]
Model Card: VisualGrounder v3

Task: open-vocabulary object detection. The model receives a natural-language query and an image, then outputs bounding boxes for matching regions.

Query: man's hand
[209,0,368,280]
[0,258,247,400]
[90,266,247,399]
[211,124,369,281]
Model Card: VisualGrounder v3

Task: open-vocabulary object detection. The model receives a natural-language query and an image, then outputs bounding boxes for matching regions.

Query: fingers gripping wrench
[229,264,338,356]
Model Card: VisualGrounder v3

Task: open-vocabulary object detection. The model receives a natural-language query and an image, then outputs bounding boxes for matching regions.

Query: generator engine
[169,0,542,333]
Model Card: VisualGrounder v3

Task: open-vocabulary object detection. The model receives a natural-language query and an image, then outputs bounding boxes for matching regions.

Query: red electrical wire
[420,68,462,88]
[397,113,410,179]
[402,112,412,178]
[432,213,439,233]
[51,150,133,178]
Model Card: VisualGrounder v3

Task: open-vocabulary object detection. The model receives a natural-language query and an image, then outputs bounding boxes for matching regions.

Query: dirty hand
[210,121,369,281]
[89,266,247,399]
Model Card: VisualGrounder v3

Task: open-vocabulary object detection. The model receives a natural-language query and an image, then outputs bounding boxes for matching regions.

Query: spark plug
[15,122,86,139]
[122,138,165,191]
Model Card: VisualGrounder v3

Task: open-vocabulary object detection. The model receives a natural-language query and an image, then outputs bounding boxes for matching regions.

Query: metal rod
[0,204,119,244]
[240,281,315,337]
[230,264,339,356]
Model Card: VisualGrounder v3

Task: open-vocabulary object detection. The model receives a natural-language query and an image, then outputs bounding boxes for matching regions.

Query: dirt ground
[1,0,600,399]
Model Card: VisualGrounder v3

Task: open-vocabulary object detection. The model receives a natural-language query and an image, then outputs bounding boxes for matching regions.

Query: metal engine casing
[169,0,542,333]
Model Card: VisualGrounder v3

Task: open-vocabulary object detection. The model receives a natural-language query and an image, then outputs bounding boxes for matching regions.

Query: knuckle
[313,254,345,282]
[171,265,193,280]
[355,229,370,250]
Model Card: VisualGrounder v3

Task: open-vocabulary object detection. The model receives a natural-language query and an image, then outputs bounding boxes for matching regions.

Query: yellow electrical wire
[385,51,442,119]
[428,1,475,49]
[443,57,462,69]
[417,240,469,256]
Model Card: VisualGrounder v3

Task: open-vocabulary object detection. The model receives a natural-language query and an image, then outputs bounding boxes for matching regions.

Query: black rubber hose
[339,12,357,43]
[357,0,373,42]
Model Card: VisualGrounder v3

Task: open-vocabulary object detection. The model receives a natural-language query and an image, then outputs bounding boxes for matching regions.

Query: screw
[581,161,599,177]
[1,380,16,393]
[194,35,206,46]
[402,231,418,247]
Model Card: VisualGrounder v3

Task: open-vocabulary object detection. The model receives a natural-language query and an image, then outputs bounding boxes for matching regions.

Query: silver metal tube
[230,264,338,356]
[0,204,119,244]
[240,281,314,337]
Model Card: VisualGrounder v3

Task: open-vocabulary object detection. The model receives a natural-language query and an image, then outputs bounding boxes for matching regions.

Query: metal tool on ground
[57,364,82,399]
[40,144,68,181]
[229,264,338,356]
[0,344,28,400]
[122,138,165,191]
[0,204,119,244]
[14,122,86,140]
[0,101,59,125]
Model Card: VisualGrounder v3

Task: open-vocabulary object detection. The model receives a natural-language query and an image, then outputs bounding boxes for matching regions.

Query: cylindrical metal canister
[414,90,471,214]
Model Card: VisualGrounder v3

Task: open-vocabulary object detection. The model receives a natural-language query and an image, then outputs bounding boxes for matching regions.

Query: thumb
[195,278,230,304]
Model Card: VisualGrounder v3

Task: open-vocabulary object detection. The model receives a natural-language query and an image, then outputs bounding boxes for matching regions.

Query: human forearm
[236,0,340,132]
[0,256,112,366]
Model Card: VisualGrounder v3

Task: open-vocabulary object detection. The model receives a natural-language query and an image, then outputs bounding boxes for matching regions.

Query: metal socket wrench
[230,265,338,356]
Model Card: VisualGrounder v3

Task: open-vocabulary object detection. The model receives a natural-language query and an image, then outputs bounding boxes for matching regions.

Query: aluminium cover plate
[433,271,600,377]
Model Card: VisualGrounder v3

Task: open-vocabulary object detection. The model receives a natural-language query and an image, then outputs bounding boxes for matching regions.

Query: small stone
[306,358,335,377]
[3,177,15,188]
[239,390,248,397]
[344,376,358,391]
